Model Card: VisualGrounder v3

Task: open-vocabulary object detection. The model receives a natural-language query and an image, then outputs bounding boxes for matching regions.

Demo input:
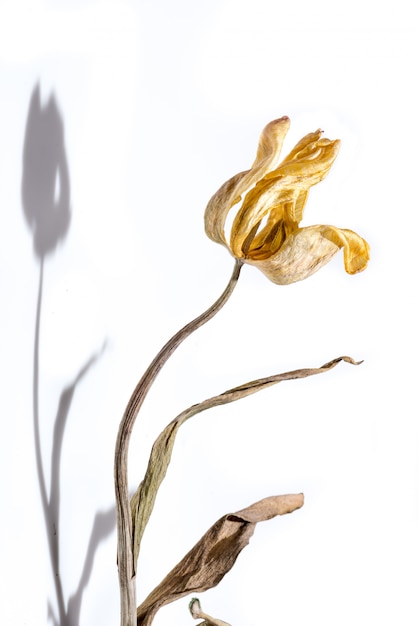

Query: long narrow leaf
[131,356,360,568]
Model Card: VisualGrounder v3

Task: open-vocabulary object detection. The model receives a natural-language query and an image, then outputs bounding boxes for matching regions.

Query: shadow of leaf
[47,344,106,624]
[47,601,59,626]
[67,507,116,625]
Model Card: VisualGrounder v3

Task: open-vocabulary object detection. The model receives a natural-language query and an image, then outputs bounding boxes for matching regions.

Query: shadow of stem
[33,259,114,625]
[25,82,116,624]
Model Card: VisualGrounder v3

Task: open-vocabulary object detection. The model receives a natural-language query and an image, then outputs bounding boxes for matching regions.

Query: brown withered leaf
[131,356,360,570]
[136,493,304,626]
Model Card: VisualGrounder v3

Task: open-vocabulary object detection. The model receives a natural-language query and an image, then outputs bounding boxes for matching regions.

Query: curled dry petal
[320,225,371,275]
[204,116,290,246]
[230,135,341,258]
[204,117,370,284]
[136,494,304,626]
[246,225,370,285]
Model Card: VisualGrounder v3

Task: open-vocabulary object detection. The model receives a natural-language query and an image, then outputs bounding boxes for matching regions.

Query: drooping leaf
[130,356,360,569]
[136,494,304,626]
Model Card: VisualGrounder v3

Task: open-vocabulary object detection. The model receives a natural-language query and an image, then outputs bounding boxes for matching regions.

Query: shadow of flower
[22,83,115,625]
[22,83,70,259]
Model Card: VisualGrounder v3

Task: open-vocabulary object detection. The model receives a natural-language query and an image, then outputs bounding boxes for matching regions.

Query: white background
[1,1,417,625]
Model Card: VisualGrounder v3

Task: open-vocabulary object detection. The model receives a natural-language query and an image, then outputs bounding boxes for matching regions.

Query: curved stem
[114,260,243,626]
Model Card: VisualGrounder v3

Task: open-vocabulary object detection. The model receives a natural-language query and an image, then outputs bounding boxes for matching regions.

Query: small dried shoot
[189,598,232,626]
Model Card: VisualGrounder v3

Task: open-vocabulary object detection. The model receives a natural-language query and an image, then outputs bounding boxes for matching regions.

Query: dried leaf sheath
[136,494,304,626]
[131,356,360,570]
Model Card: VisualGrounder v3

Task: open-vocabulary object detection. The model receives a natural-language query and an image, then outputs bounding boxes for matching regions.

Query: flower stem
[114,260,243,626]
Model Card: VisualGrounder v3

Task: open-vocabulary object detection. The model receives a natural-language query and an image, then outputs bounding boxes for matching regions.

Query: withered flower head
[205,116,370,285]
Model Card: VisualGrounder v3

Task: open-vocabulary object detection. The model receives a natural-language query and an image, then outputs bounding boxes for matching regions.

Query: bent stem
[114,260,243,626]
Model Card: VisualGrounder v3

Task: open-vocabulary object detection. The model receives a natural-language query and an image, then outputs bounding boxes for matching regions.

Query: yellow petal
[230,185,297,257]
[320,225,370,274]
[289,188,309,224]
[277,128,324,165]
[246,226,340,285]
[251,116,291,171]
[204,171,247,246]
[229,138,340,258]
[245,224,369,285]
[204,117,290,246]
[271,138,340,183]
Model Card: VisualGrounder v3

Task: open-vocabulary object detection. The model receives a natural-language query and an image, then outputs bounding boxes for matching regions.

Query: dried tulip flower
[205,116,370,285]
[115,116,370,626]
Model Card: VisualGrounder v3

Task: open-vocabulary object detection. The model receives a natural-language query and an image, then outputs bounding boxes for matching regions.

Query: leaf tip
[342,355,364,366]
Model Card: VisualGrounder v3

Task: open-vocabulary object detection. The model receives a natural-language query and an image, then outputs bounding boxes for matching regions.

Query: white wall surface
[1,1,417,625]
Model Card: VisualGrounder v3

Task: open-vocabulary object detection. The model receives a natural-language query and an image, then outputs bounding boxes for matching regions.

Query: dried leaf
[136,494,304,626]
[131,356,360,569]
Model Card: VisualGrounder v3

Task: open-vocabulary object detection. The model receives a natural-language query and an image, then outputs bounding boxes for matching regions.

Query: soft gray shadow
[22,83,70,259]
[47,344,108,624]
[67,507,116,625]
[22,83,116,625]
